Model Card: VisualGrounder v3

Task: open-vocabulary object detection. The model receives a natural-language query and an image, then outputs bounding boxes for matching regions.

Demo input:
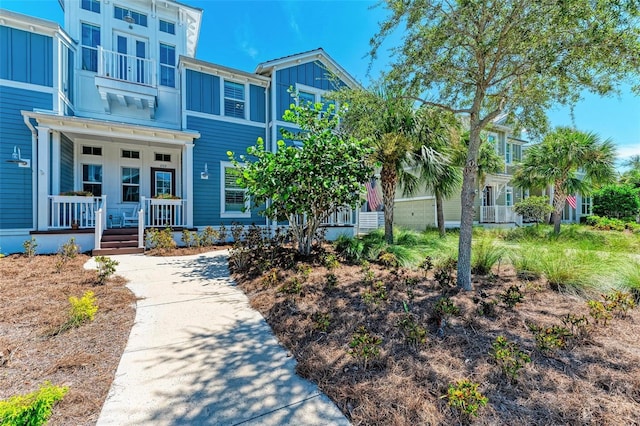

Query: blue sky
[2,0,638,165]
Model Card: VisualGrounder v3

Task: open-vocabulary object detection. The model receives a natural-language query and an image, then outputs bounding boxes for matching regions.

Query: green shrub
[323,253,340,270]
[434,297,459,320]
[434,256,456,288]
[445,379,488,418]
[362,280,387,305]
[471,238,505,275]
[334,235,364,264]
[146,227,176,252]
[592,184,640,219]
[499,285,524,309]
[217,223,228,243]
[22,237,37,258]
[59,237,80,259]
[325,272,338,290]
[621,262,640,302]
[68,291,98,327]
[490,336,531,382]
[528,323,572,352]
[278,277,302,295]
[181,229,201,248]
[312,312,331,332]
[378,251,399,268]
[95,256,118,285]
[397,313,427,347]
[513,196,553,225]
[200,226,219,246]
[0,381,68,426]
[348,326,382,369]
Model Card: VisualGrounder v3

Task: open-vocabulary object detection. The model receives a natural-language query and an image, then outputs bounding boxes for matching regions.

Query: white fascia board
[0,9,61,37]
[180,56,270,87]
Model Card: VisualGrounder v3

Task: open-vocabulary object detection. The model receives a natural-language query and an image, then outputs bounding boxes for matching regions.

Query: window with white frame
[81,23,100,72]
[505,143,512,164]
[81,0,100,13]
[159,43,176,87]
[581,196,592,216]
[221,162,249,217]
[122,167,140,202]
[224,81,245,119]
[159,20,175,34]
[298,91,316,105]
[82,164,102,196]
[114,6,147,26]
[513,144,522,162]
[505,187,513,206]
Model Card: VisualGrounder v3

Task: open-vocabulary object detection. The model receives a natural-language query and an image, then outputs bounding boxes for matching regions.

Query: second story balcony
[95,47,158,118]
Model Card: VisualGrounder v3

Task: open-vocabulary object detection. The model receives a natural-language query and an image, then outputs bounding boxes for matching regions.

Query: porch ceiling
[22,111,200,146]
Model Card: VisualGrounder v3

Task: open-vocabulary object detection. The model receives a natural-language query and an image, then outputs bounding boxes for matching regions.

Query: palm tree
[621,154,640,188]
[512,127,616,234]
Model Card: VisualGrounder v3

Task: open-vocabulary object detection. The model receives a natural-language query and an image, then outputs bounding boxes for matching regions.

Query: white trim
[184,110,266,128]
[0,79,56,94]
[395,196,436,202]
[220,161,250,218]
[221,78,249,121]
[295,83,326,104]
[181,57,270,86]
[0,229,34,236]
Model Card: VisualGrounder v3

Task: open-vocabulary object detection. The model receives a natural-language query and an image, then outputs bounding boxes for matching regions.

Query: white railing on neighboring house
[480,205,522,224]
[98,46,156,87]
[137,209,145,248]
[94,204,108,250]
[321,207,355,226]
[48,195,105,229]
[141,196,187,228]
[359,211,384,230]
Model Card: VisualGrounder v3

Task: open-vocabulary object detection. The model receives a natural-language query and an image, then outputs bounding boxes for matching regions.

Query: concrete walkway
[92,250,348,426]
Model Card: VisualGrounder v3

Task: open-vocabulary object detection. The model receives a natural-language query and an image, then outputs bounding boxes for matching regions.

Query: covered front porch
[22,111,200,250]
[479,175,522,225]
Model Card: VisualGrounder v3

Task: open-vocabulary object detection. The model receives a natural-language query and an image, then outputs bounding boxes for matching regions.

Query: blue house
[0,1,360,255]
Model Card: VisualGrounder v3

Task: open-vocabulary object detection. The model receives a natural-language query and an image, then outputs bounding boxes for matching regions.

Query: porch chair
[122,203,141,227]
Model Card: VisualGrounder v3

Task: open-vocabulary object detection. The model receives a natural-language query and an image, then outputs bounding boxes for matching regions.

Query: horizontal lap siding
[275,61,346,120]
[0,26,53,87]
[0,86,52,229]
[188,116,265,227]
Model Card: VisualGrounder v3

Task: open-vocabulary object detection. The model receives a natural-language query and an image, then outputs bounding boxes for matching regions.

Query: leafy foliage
[513,196,554,225]
[471,238,505,275]
[528,323,572,352]
[229,100,372,255]
[445,379,488,418]
[0,382,68,426]
[145,227,176,252]
[348,326,382,369]
[95,256,118,285]
[22,237,37,258]
[490,336,531,382]
[592,184,640,219]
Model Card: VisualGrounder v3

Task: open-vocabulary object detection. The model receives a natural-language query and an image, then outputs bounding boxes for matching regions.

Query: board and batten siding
[0,26,53,87]
[60,133,74,193]
[275,61,346,119]
[0,86,53,229]
[188,115,266,227]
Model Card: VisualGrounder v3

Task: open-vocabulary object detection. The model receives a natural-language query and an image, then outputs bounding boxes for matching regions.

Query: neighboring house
[0,1,358,255]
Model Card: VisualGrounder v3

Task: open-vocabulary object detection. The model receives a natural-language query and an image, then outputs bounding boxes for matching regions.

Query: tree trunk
[551,189,566,235]
[457,122,481,291]
[380,163,398,245]
[436,192,445,238]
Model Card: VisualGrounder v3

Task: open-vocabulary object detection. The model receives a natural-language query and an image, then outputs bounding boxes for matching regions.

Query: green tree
[513,127,616,234]
[620,155,640,189]
[371,0,639,289]
[593,184,640,219]
[228,101,373,255]
[513,196,553,226]
[338,87,444,244]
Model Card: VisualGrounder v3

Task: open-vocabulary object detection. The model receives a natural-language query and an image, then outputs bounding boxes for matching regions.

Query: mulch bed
[232,252,640,425]
[0,254,136,425]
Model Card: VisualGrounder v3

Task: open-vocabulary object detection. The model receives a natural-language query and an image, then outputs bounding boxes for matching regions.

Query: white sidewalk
[93,250,348,426]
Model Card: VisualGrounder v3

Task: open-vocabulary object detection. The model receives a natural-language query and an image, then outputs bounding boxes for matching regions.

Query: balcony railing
[98,47,156,87]
[359,211,384,230]
[480,205,522,225]
[321,207,356,226]
[48,195,106,229]
[142,197,187,228]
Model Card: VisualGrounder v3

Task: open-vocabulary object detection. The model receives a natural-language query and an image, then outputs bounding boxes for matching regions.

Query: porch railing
[480,205,522,224]
[359,211,384,229]
[94,205,107,250]
[321,207,355,226]
[141,197,187,228]
[48,195,106,229]
[98,46,156,87]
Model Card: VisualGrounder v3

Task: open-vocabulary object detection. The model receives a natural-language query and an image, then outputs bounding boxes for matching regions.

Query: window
[505,143,512,164]
[513,144,522,162]
[581,196,592,216]
[505,187,513,206]
[153,170,173,196]
[159,20,175,34]
[82,146,102,156]
[81,0,100,13]
[82,164,102,196]
[155,153,171,162]
[221,162,249,217]
[298,91,315,105]
[122,167,140,202]
[114,6,147,27]
[81,23,100,72]
[159,43,176,87]
[224,80,245,119]
[122,150,140,159]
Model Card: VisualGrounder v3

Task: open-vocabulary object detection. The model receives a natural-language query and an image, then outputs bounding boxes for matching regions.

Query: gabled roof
[180,56,270,86]
[254,48,361,89]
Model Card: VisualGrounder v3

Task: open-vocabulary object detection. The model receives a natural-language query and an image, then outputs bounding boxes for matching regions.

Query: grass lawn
[231,224,640,425]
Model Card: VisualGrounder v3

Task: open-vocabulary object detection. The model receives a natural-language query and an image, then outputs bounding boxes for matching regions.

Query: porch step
[101,240,139,249]
[93,228,144,256]
[93,247,145,256]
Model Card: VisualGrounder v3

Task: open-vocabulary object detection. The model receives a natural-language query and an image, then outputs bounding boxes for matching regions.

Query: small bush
[334,235,364,264]
[217,223,228,243]
[0,381,68,426]
[23,237,37,258]
[528,323,572,352]
[362,280,387,305]
[95,256,118,285]
[261,268,280,288]
[603,290,636,316]
[434,257,456,289]
[231,222,245,244]
[68,291,98,326]
[348,326,382,369]
[561,313,590,341]
[323,253,340,270]
[181,229,200,248]
[471,238,504,275]
[200,226,219,246]
[499,285,524,309]
[419,256,433,275]
[146,227,176,252]
[296,263,313,282]
[476,299,498,318]
[312,312,331,332]
[378,251,399,268]
[59,237,80,259]
[445,379,488,418]
[325,273,338,290]
[397,313,427,347]
[278,277,302,295]
[490,336,531,382]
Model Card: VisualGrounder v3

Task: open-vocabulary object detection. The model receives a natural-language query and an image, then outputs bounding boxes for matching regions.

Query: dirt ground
[232,252,640,425]
[0,254,136,425]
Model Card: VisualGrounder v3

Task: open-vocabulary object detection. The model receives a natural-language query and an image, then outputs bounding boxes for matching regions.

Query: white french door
[113,32,148,84]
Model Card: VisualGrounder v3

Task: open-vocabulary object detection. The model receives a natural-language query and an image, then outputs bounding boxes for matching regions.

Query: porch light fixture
[6,146,30,168]
[124,11,135,24]
[200,163,209,180]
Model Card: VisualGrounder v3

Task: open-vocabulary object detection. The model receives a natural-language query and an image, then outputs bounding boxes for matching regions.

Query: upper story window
[82,146,102,156]
[122,149,140,159]
[81,23,100,72]
[81,0,100,13]
[298,91,316,105]
[159,43,176,88]
[513,144,522,162]
[505,143,512,164]
[155,153,171,162]
[159,20,175,35]
[114,6,148,27]
[224,80,246,119]
[505,187,513,206]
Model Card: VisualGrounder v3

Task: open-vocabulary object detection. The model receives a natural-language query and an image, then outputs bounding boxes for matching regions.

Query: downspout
[264,78,271,234]
[23,115,38,230]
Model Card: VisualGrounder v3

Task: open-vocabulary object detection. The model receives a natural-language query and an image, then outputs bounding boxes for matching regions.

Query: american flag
[365,179,382,211]
[566,195,577,209]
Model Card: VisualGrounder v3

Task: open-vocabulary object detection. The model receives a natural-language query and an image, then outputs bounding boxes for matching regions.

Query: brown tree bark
[436,192,446,238]
[380,164,398,245]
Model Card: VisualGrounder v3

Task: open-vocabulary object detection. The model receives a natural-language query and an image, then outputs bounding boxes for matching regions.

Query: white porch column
[36,126,51,231]
[183,143,194,228]
[51,131,61,196]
